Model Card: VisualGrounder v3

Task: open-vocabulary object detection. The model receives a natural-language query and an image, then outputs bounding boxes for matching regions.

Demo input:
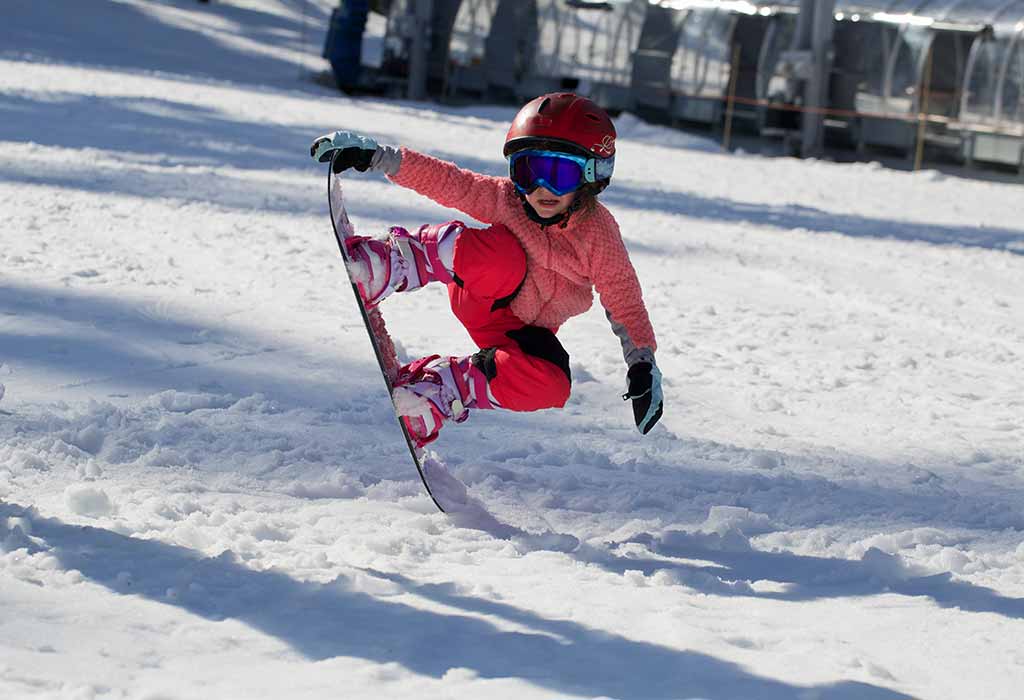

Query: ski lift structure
[822,0,1023,167]
[519,0,649,109]
[446,0,536,100]
[633,1,802,129]
[636,0,1023,170]
[377,0,462,94]
[365,0,1024,173]
[957,2,1024,170]
[445,0,650,109]
[375,0,649,110]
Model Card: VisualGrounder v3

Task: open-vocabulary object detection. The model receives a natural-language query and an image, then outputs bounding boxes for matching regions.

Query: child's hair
[572,186,601,217]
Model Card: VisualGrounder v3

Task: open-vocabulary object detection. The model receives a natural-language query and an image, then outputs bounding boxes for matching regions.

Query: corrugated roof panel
[833,0,905,14]
[937,0,1021,24]
[655,0,1024,34]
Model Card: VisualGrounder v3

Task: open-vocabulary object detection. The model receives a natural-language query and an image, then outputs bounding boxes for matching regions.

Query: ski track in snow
[2,1,1024,699]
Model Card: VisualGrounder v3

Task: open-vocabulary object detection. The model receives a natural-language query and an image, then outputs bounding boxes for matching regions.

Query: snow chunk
[347,571,403,597]
[2,514,40,553]
[67,424,105,454]
[702,506,777,537]
[657,527,752,554]
[64,484,114,518]
[635,507,778,557]
[935,547,971,574]
[623,569,648,587]
[285,476,364,500]
[229,393,281,414]
[145,390,236,413]
[9,450,49,472]
[248,522,291,542]
[860,547,926,583]
[75,459,103,480]
[848,528,956,558]
[441,667,479,683]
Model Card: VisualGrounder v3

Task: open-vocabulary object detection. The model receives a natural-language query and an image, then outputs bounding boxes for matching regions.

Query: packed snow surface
[2,2,1024,699]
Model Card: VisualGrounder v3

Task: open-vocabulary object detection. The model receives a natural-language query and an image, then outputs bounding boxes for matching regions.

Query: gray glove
[309,130,401,175]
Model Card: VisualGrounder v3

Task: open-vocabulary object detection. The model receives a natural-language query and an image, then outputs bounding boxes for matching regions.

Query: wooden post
[914,46,934,171]
[722,44,741,153]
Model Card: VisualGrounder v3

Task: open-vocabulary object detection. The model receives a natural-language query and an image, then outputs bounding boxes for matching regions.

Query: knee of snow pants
[491,325,573,413]
[473,326,572,412]
[451,223,526,303]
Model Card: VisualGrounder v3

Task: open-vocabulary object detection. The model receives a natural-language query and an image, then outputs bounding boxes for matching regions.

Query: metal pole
[914,46,934,172]
[801,0,835,158]
[408,0,433,101]
[723,44,742,152]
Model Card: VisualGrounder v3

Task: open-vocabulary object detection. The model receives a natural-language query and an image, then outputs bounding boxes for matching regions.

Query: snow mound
[64,484,114,518]
[701,505,778,537]
[620,507,779,556]
[860,546,928,583]
[615,113,721,153]
[2,513,39,553]
[145,390,237,413]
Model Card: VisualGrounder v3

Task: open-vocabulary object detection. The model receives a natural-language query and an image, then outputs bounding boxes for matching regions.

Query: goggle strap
[592,155,614,181]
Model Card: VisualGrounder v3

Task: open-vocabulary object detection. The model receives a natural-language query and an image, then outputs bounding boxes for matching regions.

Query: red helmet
[504,93,616,160]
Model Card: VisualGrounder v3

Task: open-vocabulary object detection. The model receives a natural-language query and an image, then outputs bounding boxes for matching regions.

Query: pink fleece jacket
[390,148,657,354]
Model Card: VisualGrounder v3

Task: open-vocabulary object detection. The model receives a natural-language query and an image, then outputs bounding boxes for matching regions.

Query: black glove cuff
[624,362,653,400]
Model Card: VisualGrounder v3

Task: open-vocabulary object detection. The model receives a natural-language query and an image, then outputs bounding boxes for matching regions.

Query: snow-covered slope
[2,2,1023,698]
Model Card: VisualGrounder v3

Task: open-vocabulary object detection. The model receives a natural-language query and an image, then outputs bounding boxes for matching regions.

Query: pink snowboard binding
[393,354,497,447]
[344,221,462,307]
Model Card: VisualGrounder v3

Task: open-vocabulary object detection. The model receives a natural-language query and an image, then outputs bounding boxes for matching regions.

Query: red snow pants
[448,224,571,412]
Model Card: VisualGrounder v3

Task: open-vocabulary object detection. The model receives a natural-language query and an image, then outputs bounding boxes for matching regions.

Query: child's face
[525,186,576,218]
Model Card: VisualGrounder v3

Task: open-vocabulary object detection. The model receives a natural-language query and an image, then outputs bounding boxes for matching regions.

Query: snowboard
[326,159,446,513]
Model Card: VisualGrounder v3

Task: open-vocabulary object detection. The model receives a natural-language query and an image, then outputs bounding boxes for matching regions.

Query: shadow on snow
[0,279,379,411]
[602,180,1024,256]
[3,282,1023,626]
[2,0,329,87]
[0,501,911,700]
[0,92,426,221]
[580,532,1024,621]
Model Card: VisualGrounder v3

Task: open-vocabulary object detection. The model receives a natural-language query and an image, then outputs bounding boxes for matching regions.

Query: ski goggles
[507,149,614,196]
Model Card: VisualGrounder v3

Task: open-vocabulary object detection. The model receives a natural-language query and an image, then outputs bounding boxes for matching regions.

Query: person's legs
[393,223,571,445]
[449,224,571,410]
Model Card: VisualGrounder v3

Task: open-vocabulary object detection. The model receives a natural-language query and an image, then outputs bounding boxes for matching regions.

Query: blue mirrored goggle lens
[510,153,585,195]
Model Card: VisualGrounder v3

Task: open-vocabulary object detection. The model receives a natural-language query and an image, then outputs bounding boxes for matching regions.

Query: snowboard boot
[344,221,463,307]
[392,354,498,447]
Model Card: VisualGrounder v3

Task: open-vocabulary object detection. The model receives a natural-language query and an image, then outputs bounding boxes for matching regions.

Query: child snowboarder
[311,92,662,446]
